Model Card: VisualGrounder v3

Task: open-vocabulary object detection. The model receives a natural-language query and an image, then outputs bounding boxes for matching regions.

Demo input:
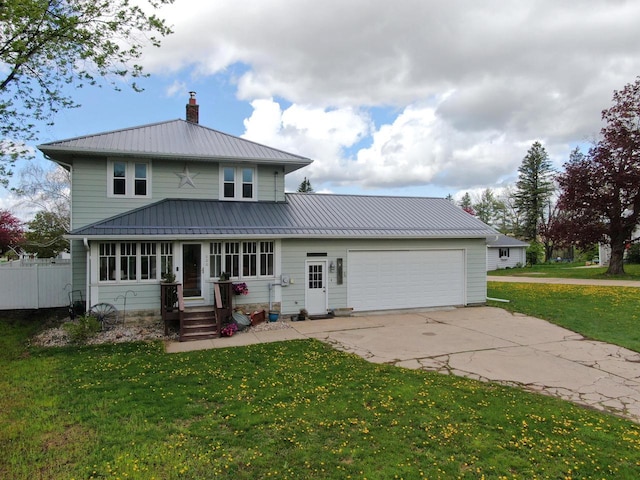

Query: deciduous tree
[14,163,70,230]
[0,0,173,186]
[557,78,640,275]
[0,209,24,255]
[24,210,68,258]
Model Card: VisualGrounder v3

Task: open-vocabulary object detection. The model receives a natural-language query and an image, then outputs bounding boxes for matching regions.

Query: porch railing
[160,282,183,336]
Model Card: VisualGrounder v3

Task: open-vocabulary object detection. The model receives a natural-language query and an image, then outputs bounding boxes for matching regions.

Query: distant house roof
[68,194,499,240]
[38,119,312,174]
[487,234,529,248]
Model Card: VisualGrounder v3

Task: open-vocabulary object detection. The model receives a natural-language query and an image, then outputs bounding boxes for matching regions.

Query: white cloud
[117,1,640,195]
[164,80,187,98]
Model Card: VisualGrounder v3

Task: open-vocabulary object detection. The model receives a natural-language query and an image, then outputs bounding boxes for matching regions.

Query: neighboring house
[487,234,529,271]
[598,226,640,266]
[38,94,498,327]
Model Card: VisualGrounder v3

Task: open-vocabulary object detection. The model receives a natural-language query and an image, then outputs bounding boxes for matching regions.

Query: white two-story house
[39,94,497,335]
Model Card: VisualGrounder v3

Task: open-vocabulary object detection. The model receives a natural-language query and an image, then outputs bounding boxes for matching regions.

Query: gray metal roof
[38,119,312,174]
[68,194,499,239]
[487,234,529,248]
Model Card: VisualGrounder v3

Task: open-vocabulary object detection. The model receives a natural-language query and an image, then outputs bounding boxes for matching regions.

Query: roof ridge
[38,119,183,146]
[286,192,447,200]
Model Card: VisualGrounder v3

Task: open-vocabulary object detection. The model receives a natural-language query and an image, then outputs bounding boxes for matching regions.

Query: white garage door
[348,249,465,311]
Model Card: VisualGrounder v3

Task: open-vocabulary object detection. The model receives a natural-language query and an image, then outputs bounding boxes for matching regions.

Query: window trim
[219,165,257,201]
[107,160,151,198]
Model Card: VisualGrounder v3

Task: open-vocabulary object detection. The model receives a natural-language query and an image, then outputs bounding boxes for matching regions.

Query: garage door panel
[348,250,464,311]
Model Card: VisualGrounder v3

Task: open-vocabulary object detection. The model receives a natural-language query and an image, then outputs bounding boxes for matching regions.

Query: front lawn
[2,316,640,478]
[488,262,640,280]
[487,282,640,353]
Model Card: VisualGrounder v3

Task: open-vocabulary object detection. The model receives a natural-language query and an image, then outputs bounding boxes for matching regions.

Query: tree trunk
[606,241,626,275]
[544,241,553,263]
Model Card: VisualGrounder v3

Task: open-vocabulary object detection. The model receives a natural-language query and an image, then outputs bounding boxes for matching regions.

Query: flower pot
[268,311,279,322]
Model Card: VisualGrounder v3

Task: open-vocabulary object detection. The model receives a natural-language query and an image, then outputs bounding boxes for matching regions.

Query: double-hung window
[243,242,257,277]
[108,160,150,198]
[225,242,240,277]
[220,166,256,201]
[120,243,137,281]
[99,243,117,281]
[140,243,157,280]
[260,241,274,276]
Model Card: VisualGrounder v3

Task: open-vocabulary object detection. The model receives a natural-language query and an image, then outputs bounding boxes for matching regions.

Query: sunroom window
[209,241,275,279]
[98,242,172,283]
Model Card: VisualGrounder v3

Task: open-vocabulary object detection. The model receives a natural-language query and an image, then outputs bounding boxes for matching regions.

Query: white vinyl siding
[280,238,487,315]
[487,246,527,271]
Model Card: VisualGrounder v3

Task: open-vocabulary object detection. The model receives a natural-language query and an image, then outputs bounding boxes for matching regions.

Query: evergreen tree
[297,177,314,193]
[514,141,554,241]
[473,188,504,226]
[458,192,475,215]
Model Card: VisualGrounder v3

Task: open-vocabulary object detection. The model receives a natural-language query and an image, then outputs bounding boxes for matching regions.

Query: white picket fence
[0,261,72,310]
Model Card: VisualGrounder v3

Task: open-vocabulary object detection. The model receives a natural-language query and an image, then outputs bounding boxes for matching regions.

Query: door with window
[182,244,203,299]
[305,260,327,315]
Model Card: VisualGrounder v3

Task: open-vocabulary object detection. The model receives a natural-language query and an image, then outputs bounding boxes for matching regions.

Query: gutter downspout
[268,281,282,311]
[83,237,90,312]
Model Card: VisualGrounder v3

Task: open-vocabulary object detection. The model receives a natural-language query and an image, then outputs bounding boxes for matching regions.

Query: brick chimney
[186,91,199,123]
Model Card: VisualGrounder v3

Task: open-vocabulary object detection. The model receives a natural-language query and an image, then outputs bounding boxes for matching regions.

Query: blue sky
[4,0,640,220]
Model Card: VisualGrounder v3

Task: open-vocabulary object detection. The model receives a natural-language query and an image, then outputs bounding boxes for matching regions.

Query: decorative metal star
[176,165,199,188]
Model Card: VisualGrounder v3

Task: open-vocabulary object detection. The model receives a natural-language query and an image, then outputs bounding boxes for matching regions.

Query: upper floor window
[220,165,256,201]
[108,160,150,198]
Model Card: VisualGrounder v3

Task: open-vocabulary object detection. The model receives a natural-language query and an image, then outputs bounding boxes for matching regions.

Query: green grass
[2,315,640,478]
[488,282,640,353]
[488,262,640,280]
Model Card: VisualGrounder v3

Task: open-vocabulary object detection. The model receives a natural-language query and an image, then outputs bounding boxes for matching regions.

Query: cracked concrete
[292,307,640,423]
[167,305,640,424]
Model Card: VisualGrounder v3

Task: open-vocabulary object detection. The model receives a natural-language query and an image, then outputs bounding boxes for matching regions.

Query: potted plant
[161,271,176,284]
[232,282,249,295]
[298,308,308,321]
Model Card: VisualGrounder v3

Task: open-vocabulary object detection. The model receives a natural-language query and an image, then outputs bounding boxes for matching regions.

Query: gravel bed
[31,318,292,347]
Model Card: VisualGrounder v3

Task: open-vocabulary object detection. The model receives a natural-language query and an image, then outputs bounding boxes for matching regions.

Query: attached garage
[347,249,466,311]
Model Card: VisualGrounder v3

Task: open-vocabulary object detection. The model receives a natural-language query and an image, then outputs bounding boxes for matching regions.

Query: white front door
[306,260,327,315]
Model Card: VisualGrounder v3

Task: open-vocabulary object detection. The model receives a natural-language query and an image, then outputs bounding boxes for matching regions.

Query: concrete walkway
[166,306,640,423]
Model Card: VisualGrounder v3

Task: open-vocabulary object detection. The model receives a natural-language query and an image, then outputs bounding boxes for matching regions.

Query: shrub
[63,315,101,344]
[626,243,640,264]
[526,241,544,265]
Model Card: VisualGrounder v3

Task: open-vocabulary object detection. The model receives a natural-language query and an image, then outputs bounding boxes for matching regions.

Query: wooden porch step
[180,309,219,342]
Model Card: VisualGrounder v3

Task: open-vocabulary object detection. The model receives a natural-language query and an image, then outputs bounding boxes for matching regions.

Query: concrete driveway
[167,306,640,423]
